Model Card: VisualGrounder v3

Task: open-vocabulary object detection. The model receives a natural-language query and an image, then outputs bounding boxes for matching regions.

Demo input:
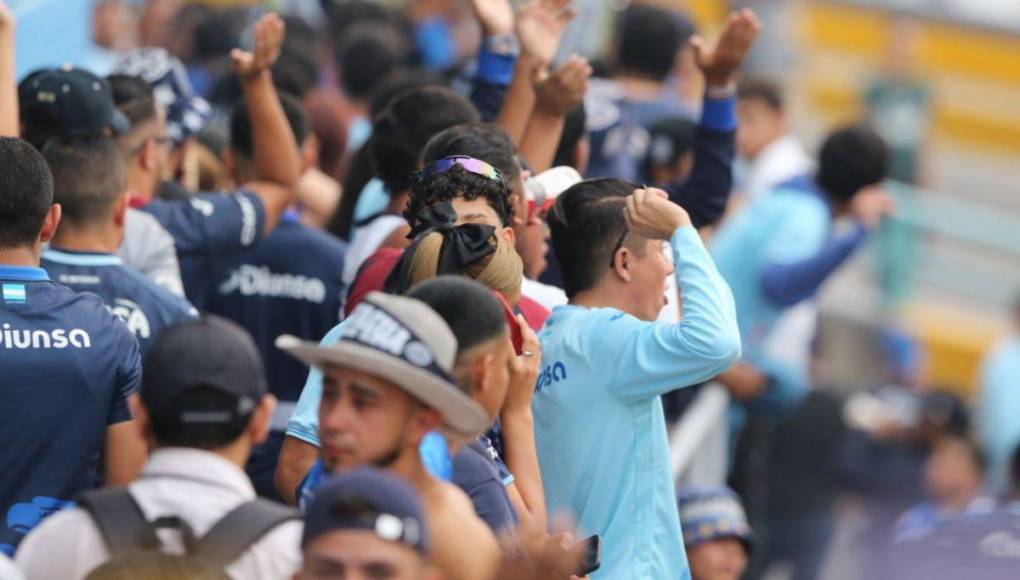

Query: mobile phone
[576,534,602,576]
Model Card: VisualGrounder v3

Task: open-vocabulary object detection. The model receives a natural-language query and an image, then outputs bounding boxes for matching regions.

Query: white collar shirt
[15,448,302,580]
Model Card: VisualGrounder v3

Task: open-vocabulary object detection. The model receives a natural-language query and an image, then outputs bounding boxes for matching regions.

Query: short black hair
[369,69,445,119]
[737,77,784,112]
[642,117,696,179]
[553,105,587,169]
[816,124,889,205]
[42,136,126,224]
[230,91,310,159]
[0,137,55,249]
[148,386,251,450]
[406,276,507,354]
[107,74,159,127]
[329,0,397,40]
[404,164,513,232]
[370,86,479,195]
[335,24,410,101]
[617,6,694,81]
[547,178,636,298]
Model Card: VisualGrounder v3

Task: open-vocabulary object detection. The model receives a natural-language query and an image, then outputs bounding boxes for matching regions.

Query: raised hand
[850,185,896,230]
[0,0,13,34]
[533,55,591,116]
[231,12,285,81]
[624,188,692,241]
[470,0,515,37]
[516,0,577,64]
[690,8,761,87]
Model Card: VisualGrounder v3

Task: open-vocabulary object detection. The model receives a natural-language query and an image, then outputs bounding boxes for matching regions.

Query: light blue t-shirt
[353,178,390,224]
[532,227,741,580]
[978,335,1020,493]
[709,185,831,406]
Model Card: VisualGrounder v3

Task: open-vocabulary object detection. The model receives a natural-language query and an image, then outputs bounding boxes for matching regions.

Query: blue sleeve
[109,324,142,425]
[415,17,456,71]
[452,450,518,534]
[470,47,516,122]
[587,227,741,402]
[660,97,736,228]
[141,191,267,257]
[759,224,868,308]
[285,322,347,446]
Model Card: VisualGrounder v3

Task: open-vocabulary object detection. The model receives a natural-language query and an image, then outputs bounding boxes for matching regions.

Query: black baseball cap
[303,468,429,555]
[19,65,130,143]
[142,316,267,428]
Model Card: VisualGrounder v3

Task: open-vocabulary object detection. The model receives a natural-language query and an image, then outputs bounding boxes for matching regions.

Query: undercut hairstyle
[617,6,694,82]
[406,276,508,361]
[230,91,310,159]
[816,124,890,205]
[553,105,587,169]
[370,86,479,195]
[546,178,637,298]
[107,74,160,157]
[0,137,55,248]
[737,77,784,112]
[148,386,251,450]
[42,136,126,224]
[404,164,514,232]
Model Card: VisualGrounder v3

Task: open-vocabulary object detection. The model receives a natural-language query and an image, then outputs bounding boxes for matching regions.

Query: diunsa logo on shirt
[0,323,92,349]
[218,265,327,303]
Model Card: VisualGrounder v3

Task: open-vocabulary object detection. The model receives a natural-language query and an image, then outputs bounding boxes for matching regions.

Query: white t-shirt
[342,214,407,286]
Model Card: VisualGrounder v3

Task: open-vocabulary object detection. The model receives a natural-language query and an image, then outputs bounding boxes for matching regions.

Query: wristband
[705,82,737,99]
[482,35,520,57]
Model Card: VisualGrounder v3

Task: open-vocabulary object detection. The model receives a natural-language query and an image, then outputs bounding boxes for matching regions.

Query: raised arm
[592,189,741,402]
[518,56,590,173]
[759,186,893,307]
[500,315,546,532]
[495,0,576,143]
[662,9,760,228]
[232,13,300,233]
[0,1,17,137]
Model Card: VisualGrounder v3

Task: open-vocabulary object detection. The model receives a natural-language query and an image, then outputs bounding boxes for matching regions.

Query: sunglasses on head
[417,155,504,185]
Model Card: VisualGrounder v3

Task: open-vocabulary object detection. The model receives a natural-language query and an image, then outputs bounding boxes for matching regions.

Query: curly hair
[404,164,514,231]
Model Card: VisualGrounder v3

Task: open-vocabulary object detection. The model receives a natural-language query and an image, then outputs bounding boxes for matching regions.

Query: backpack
[78,487,299,574]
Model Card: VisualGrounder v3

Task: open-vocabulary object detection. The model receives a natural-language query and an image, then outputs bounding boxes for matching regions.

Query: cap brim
[276,336,490,438]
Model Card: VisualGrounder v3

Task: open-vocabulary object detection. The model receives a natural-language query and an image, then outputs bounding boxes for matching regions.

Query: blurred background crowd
[4,0,1020,579]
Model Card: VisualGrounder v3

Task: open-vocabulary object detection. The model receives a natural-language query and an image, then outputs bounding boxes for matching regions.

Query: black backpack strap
[78,487,161,556]
[192,499,300,568]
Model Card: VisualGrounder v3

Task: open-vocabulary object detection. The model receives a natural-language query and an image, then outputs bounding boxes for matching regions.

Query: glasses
[418,155,504,184]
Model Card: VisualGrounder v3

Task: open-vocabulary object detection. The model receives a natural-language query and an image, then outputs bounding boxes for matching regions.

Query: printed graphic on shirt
[0,496,74,556]
[109,298,152,339]
[218,265,328,303]
[0,323,92,350]
[2,284,26,304]
[535,362,567,392]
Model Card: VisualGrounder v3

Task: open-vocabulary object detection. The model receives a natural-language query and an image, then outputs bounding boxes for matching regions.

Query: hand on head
[623,187,692,241]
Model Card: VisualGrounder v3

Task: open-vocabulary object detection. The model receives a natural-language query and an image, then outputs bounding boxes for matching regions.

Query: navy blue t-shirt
[41,248,198,356]
[140,190,267,308]
[0,265,141,555]
[204,214,346,403]
[452,435,518,534]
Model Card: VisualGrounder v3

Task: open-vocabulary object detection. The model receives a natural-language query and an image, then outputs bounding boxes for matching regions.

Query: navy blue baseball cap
[112,48,212,145]
[303,468,429,555]
[19,66,130,141]
[677,486,753,551]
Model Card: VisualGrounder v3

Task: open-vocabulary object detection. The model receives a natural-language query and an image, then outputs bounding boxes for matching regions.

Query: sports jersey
[41,248,197,356]
[0,265,141,555]
[532,227,740,580]
[452,435,517,534]
[204,213,346,403]
[140,190,267,307]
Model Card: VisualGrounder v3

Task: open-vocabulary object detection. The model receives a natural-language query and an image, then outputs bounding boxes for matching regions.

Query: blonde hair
[406,231,523,304]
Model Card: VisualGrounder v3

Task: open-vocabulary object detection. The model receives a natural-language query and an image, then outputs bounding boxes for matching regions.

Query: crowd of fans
[0,1,1018,579]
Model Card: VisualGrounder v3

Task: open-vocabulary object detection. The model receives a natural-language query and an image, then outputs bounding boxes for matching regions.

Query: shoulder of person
[452,444,500,490]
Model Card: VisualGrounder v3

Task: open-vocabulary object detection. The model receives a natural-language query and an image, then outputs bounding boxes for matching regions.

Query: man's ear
[139,138,157,172]
[113,192,130,227]
[249,394,278,445]
[472,353,495,397]
[39,204,62,244]
[409,407,442,444]
[501,226,516,246]
[611,246,633,283]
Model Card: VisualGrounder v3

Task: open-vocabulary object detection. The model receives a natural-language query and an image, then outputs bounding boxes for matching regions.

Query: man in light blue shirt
[710,125,892,419]
[536,182,741,579]
[978,295,1020,494]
